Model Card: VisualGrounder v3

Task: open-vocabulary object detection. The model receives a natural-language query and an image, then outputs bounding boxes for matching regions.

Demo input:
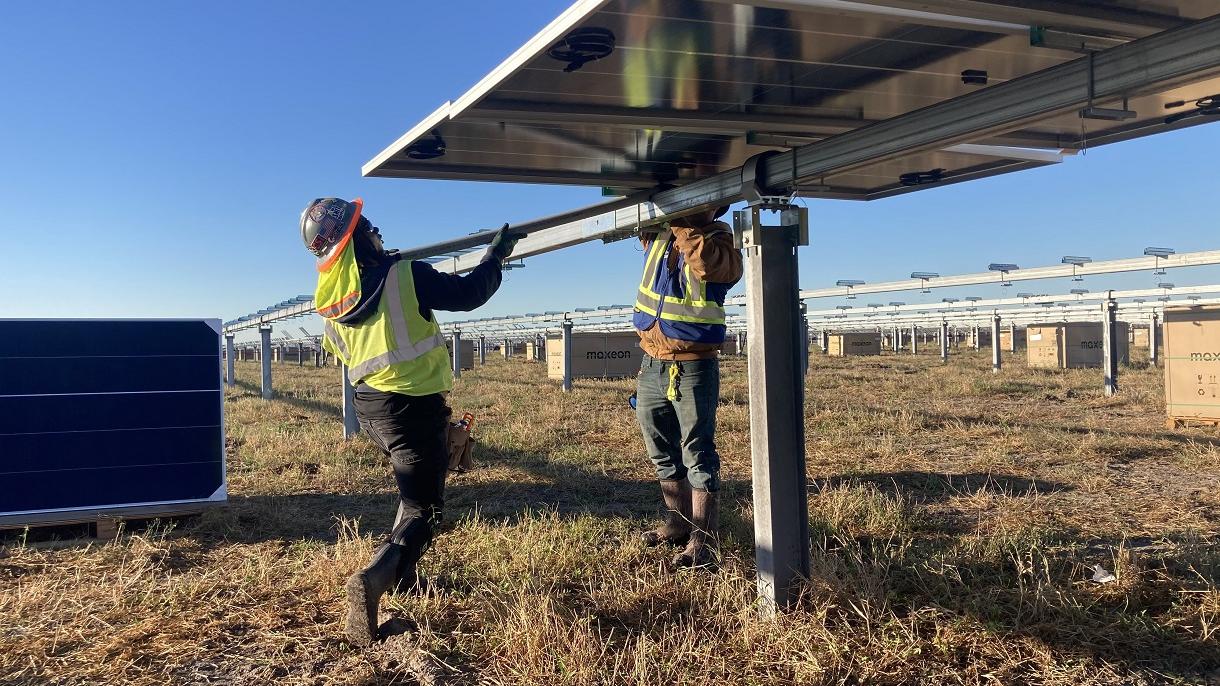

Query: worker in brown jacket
[632,206,742,568]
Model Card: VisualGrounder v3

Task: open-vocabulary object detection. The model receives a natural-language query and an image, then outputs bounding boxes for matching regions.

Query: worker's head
[669,205,730,230]
[300,197,363,269]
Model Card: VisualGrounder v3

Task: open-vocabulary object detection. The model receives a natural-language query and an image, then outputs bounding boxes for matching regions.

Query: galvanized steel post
[297,342,304,367]
[820,329,828,354]
[940,321,949,363]
[536,334,544,361]
[479,335,487,366]
[452,330,462,380]
[1008,322,1017,353]
[1103,296,1119,396]
[893,326,901,353]
[1149,313,1160,366]
[736,204,811,616]
[800,303,809,375]
[224,334,235,387]
[503,338,511,359]
[341,363,360,439]
[991,314,1002,373]
[561,319,574,392]
[259,327,273,399]
[910,325,918,355]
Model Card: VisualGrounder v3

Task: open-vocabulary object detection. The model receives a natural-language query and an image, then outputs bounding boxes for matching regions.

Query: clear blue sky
[4,1,1218,342]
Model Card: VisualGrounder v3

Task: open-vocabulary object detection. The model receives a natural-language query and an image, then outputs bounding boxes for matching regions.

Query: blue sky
[3,1,1218,342]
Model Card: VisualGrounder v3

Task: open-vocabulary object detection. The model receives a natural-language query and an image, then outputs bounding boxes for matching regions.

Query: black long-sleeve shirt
[411,258,502,320]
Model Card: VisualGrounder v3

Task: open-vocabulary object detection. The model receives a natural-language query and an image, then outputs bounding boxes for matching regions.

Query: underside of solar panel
[364,0,1220,200]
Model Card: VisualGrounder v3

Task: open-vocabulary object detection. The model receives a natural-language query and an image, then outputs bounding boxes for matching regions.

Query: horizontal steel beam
[796,250,1220,299]
[394,192,650,262]
[410,14,1220,272]
[438,257,1220,331]
[231,246,1220,335]
[439,296,1217,339]
[466,99,867,136]
[758,14,1220,191]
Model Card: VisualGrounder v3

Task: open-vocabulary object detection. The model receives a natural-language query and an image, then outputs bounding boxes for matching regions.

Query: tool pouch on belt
[447,412,476,472]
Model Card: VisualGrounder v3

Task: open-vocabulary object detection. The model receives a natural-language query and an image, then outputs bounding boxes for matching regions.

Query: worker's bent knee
[685,469,720,492]
[650,459,687,482]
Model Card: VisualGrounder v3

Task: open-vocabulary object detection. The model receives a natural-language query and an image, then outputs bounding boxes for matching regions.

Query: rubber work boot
[390,545,426,595]
[387,503,429,596]
[345,542,403,646]
[673,489,718,569]
[641,479,691,547]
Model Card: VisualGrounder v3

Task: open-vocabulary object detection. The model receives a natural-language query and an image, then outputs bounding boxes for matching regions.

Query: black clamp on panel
[740,151,782,207]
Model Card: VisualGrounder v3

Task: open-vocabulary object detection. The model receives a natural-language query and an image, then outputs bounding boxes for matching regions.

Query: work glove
[484,223,526,264]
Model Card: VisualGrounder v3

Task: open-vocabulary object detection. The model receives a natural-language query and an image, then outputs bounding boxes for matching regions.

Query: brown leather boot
[673,489,718,569]
[641,479,691,547]
[345,543,402,646]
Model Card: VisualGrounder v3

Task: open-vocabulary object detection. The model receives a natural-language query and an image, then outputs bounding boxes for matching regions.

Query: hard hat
[300,197,363,270]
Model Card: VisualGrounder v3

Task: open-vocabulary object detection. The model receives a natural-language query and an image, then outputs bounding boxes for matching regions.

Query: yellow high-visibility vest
[633,230,728,340]
[319,258,451,396]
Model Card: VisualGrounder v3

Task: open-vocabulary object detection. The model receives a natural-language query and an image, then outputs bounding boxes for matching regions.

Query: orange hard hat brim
[316,198,364,273]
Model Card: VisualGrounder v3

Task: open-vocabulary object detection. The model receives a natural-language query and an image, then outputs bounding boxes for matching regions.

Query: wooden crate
[1163,305,1220,425]
[827,333,880,357]
[0,501,216,539]
[1026,322,1129,369]
[547,332,642,379]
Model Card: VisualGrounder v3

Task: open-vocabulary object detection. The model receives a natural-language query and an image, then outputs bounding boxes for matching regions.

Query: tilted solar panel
[365,0,1219,199]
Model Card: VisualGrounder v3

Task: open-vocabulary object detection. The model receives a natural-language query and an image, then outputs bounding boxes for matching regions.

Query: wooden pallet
[1165,416,1220,430]
[0,502,217,540]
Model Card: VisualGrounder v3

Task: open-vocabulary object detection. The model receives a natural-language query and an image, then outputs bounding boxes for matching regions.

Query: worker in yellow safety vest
[301,197,520,646]
[633,206,742,569]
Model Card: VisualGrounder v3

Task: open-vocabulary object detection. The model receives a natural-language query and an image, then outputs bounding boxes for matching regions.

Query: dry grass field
[3,346,1219,685]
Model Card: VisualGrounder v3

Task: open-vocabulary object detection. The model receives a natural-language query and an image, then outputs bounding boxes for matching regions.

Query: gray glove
[485,223,526,264]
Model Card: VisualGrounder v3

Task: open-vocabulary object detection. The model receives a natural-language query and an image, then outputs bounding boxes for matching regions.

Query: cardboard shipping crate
[1026,322,1129,369]
[1133,325,1162,349]
[720,334,746,355]
[998,328,1026,351]
[1163,305,1220,423]
[547,332,642,379]
[445,339,475,370]
[827,333,881,357]
[524,341,544,361]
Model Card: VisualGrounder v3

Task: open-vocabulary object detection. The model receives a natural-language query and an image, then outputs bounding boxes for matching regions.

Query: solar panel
[365,0,1218,199]
[0,319,226,527]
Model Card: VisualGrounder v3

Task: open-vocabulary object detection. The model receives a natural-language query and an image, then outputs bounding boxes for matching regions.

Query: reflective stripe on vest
[345,264,447,380]
[633,231,726,325]
[323,320,349,358]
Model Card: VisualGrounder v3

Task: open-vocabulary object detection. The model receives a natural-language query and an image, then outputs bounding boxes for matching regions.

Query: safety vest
[319,259,451,396]
[632,230,729,344]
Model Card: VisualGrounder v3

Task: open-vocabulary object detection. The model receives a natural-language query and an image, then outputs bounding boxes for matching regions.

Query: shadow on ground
[231,379,342,419]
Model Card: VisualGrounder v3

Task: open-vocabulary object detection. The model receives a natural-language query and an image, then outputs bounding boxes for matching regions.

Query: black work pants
[353,385,451,555]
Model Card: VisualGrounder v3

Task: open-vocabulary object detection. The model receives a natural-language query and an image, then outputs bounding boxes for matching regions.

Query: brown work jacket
[636,220,743,361]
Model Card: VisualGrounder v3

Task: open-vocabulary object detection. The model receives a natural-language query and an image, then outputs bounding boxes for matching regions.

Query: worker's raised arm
[411,259,503,314]
[410,225,523,314]
[672,220,743,285]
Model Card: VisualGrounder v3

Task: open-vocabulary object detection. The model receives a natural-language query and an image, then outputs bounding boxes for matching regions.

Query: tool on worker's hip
[447,412,476,472]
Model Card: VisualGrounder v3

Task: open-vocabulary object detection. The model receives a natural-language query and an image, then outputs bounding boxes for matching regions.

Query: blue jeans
[635,355,721,492]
